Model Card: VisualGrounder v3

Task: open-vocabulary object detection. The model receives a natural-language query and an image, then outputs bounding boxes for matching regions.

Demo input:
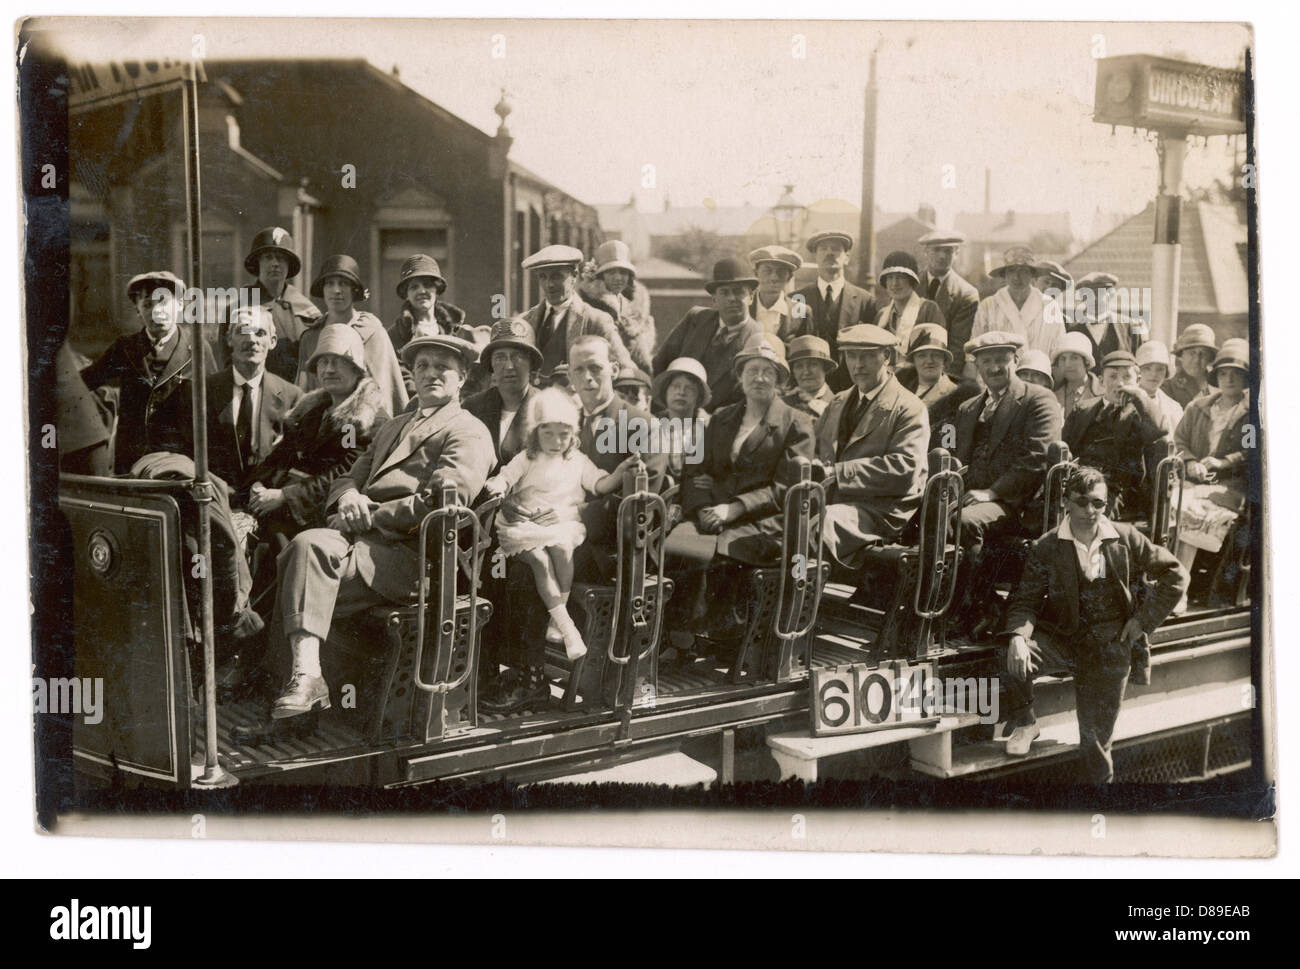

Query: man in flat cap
[1063,349,1169,520]
[918,231,980,378]
[81,270,218,474]
[243,227,321,383]
[793,231,876,392]
[653,257,766,413]
[521,245,632,378]
[1066,271,1145,374]
[748,245,804,342]
[271,333,493,719]
[971,246,1067,365]
[813,324,929,570]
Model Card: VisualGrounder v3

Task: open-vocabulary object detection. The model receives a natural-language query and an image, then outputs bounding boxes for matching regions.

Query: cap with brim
[964,330,1027,357]
[1100,349,1137,369]
[244,226,302,278]
[906,324,953,361]
[614,366,653,392]
[400,334,480,372]
[481,317,543,370]
[879,250,921,287]
[653,357,712,410]
[127,270,186,301]
[786,334,837,372]
[1034,259,1073,289]
[989,246,1037,278]
[748,245,802,273]
[304,323,368,375]
[1075,271,1119,291]
[522,245,584,272]
[1051,331,1096,369]
[732,337,790,386]
[1016,349,1054,388]
[806,230,854,254]
[918,231,965,248]
[837,324,897,351]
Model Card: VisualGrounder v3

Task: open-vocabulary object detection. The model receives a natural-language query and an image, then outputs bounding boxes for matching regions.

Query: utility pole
[858,48,878,288]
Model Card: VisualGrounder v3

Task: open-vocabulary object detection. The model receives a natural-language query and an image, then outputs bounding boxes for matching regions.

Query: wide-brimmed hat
[1173,323,1218,355]
[732,335,790,385]
[481,317,543,370]
[594,240,636,278]
[528,386,581,430]
[400,333,480,372]
[1208,338,1248,385]
[906,324,953,362]
[748,245,802,273]
[126,269,186,302]
[1135,341,1172,375]
[653,356,711,410]
[614,366,652,392]
[965,330,1026,358]
[989,246,1038,278]
[521,245,584,272]
[1016,349,1054,388]
[918,230,965,248]
[396,254,446,297]
[304,323,368,375]
[1051,331,1096,369]
[837,324,897,352]
[310,255,369,301]
[1034,259,1073,290]
[244,226,302,278]
[879,250,921,288]
[704,256,758,294]
[805,230,854,254]
[786,334,837,373]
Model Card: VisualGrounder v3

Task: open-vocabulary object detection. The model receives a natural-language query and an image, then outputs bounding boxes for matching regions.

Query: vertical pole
[1151,132,1188,347]
[183,62,235,788]
[858,49,878,288]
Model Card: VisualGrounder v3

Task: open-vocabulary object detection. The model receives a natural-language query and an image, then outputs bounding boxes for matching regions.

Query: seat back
[1148,440,1185,550]
[1042,441,1075,533]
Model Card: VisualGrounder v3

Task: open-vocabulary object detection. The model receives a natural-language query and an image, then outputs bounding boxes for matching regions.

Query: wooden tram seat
[549,472,674,714]
[853,448,964,662]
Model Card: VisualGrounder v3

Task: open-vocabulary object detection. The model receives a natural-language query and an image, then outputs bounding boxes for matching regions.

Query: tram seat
[849,449,965,661]
[547,474,674,713]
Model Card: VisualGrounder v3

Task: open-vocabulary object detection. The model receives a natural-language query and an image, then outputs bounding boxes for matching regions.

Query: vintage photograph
[18,16,1270,855]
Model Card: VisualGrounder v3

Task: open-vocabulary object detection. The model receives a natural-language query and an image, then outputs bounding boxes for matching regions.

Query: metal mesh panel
[1206,716,1253,773]
[1113,731,1205,783]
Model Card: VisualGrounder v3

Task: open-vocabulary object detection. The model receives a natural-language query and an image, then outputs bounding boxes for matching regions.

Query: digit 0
[818,678,851,728]
[859,672,892,724]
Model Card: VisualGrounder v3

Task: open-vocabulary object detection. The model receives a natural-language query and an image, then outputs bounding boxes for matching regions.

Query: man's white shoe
[1005,723,1041,756]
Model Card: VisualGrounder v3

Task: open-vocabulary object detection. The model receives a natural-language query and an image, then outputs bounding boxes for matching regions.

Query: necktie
[928,277,940,300]
[538,305,556,350]
[822,286,835,328]
[980,391,1000,424]
[235,384,254,467]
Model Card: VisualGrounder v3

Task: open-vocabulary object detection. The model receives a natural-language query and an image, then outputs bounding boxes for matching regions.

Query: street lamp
[771,184,803,246]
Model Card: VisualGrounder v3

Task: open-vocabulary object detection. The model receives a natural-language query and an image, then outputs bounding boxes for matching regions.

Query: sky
[41,17,1253,242]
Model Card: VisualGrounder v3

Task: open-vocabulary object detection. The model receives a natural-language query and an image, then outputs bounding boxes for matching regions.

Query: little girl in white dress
[483,387,642,659]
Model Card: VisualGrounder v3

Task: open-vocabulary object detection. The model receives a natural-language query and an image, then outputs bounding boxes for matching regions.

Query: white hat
[594,240,636,277]
[527,386,581,430]
[1135,341,1172,373]
[1051,331,1096,369]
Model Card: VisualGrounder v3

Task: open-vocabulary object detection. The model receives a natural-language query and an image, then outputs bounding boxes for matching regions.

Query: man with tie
[207,304,302,496]
[271,334,494,719]
[520,244,632,379]
[652,257,766,412]
[81,270,218,474]
[243,227,322,382]
[813,324,929,571]
[1066,271,1146,374]
[748,245,804,341]
[918,231,981,378]
[792,231,876,392]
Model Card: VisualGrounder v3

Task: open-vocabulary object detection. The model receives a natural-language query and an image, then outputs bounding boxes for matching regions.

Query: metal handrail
[1042,443,1075,534]
[413,486,485,696]
[1149,445,1186,549]
[607,471,669,667]
[913,450,964,621]
[775,459,827,641]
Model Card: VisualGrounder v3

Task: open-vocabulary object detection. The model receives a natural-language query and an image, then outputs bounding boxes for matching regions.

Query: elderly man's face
[712,282,754,325]
[814,240,849,277]
[411,347,463,408]
[925,245,956,276]
[843,347,890,393]
[756,263,793,301]
[258,252,290,294]
[135,288,182,344]
[569,341,617,412]
[539,267,577,306]
[976,348,1016,393]
[229,311,277,371]
[490,348,533,399]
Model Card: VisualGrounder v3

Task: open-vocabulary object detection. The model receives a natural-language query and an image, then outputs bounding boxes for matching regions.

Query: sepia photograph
[13,11,1278,872]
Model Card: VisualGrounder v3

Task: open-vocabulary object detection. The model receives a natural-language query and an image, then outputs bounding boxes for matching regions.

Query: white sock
[548,605,586,661]
[290,633,322,678]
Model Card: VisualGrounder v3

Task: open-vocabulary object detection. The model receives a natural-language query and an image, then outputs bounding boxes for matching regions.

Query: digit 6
[818,678,851,728]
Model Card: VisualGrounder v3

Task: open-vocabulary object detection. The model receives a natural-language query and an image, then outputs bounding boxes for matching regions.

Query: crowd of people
[56,223,1255,782]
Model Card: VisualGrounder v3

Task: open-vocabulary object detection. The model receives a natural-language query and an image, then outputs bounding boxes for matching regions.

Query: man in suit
[1063,349,1169,521]
[81,270,218,474]
[918,231,981,378]
[1066,272,1146,374]
[813,324,930,571]
[271,334,494,719]
[207,304,302,496]
[520,244,632,378]
[462,317,541,472]
[748,245,805,342]
[243,227,321,382]
[652,257,765,412]
[1000,465,1187,779]
[952,332,1063,556]
[793,231,876,392]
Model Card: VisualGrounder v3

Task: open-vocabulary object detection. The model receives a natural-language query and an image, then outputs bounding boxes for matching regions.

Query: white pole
[1150,132,1188,347]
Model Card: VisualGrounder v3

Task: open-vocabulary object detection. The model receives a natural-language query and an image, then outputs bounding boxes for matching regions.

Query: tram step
[527,750,718,789]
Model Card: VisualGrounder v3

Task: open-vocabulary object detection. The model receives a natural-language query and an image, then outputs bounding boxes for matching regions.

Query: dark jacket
[206,368,302,492]
[80,326,218,474]
[249,377,389,528]
[56,340,111,471]
[1004,521,1187,643]
[1162,368,1213,411]
[791,279,877,391]
[1174,391,1250,479]
[580,279,656,375]
[682,397,815,522]
[462,384,537,473]
[919,269,980,377]
[894,367,983,437]
[652,307,764,413]
[255,282,322,383]
[1066,313,1146,375]
[1063,390,1168,514]
[522,296,633,375]
[386,300,469,399]
[952,375,1062,509]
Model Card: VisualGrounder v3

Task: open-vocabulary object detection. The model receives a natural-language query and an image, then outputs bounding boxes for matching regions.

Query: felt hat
[1051,331,1096,369]
[244,226,302,278]
[614,365,653,392]
[400,333,480,372]
[652,356,711,410]
[1135,340,1172,375]
[1034,259,1073,290]
[786,334,837,372]
[989,246,1037,278]
[879,250,921,287]
[704,256,759,294]
[906,324,953,361]
[732,335,790,385]
[594,240,636,277]
[481,317,543,370]
[310,254,369,301]
[1016,349,1054,388]
[1173,323,1218,355]
[396,254,446,297]
[528,386,581,429]
[304,323,368,375]
[1208,338,1249,385]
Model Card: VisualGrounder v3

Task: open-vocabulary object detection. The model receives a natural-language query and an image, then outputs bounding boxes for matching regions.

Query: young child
[483,387,643,659]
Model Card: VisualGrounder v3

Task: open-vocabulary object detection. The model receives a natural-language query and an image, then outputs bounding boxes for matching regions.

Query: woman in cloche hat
[386,254,472,387]
[894,324,981,433]
[299,254,409,417]
[579,240,656,374]
[247,323,390,547]
[652,357,712,481]
[874,250,946,352]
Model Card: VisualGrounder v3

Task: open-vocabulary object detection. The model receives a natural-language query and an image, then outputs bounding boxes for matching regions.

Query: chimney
[984,168,991,214]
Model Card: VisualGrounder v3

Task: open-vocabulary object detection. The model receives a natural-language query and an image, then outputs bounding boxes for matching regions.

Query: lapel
[154,327,194,388]
[846,377,894,451]
[738,398,787,464]
[212,370,236,428]
[839,285,861,328]
[1056,537,1081,630]
[480,388,505,449]
[1072,398,1100,441]
[561,301,584,356]
[955,392,981,460]
[1102,537,1129,595]
[503,386,534,455]
[986,376,1025,452]
[260,376,288,452]
[371,399,462,479]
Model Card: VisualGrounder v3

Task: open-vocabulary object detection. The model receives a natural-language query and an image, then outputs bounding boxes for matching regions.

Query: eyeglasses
[1070,496,1107,510]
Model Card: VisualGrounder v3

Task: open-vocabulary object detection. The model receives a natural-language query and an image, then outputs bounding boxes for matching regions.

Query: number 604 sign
[810,661,939,737]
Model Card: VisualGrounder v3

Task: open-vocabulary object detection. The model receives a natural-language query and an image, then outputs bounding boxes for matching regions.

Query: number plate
[810,661,938,737]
